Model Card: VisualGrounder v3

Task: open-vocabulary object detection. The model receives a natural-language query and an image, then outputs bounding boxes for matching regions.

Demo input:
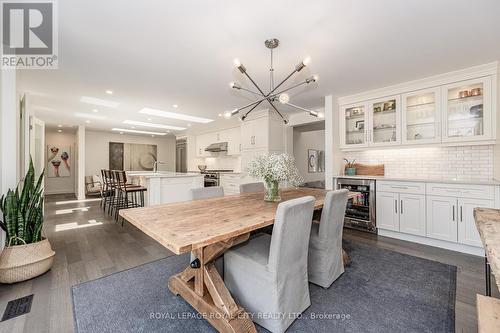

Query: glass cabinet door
[370,96,400,145]
[443,77,491,141]
[343,104,367,147]
[402,88,440,144]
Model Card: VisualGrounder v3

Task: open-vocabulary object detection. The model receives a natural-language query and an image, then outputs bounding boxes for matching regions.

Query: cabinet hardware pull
[452,205,455,221]
[395,199,397,214]
[460,206,463,222]
[400,200,403,214]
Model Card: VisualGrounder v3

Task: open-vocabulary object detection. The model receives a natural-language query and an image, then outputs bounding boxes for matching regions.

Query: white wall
[85,130,176,176]
[0,66,18,250]
[293,130,325,183]
[45,130,76,194]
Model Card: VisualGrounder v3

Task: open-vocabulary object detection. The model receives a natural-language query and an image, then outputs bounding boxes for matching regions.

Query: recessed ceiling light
[147,118,152,121]
[92,109,98,113]
[85,120,91,124]
[80,96,119,108]
[105,90,113,95]
[131,126,135,129]
[187,124,191,127]
[139,108,213,124]
[57,124,62,128]
[123,120,186,131]
[119,132,123,134]
[172,104,178,108]
[57,129,62,133]
[151,135,155,137]
[111,128,167,136]
[218,114,222,117]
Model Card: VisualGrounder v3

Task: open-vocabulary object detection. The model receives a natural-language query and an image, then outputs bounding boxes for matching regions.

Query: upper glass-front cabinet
[369,96,401,146]
[342,104,368,147]
[402,88,441,144]
[442,77,492,142]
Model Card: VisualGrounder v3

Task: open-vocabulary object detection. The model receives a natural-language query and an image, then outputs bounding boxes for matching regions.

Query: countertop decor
[247,153,303,202]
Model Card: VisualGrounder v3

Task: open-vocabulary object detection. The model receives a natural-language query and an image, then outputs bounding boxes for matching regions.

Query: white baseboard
[377,229,484,257]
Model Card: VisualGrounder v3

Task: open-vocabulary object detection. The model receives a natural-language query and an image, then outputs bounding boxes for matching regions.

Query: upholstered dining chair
[189,186,225,274]
[224,196,315,333]
[308,189,348,288]
[189,186,224,200]
[239,182,265,194]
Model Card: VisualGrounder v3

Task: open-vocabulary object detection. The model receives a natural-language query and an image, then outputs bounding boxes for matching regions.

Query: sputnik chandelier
[225,38,319,124]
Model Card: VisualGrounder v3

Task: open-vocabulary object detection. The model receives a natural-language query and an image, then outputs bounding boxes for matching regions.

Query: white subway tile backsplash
[343,145,493,181]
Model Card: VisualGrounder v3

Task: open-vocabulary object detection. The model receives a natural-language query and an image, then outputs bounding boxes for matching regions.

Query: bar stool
[102,169,115,216]
[113,170,147,225]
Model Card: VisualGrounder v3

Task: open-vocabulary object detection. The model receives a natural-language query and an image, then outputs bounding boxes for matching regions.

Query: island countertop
[127,171,203,179]
[474,207,500,291]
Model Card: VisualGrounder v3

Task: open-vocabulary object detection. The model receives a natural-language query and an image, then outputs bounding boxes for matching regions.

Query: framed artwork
[47,145,71,177]
[308,149,318,173]
[109,142,157,171]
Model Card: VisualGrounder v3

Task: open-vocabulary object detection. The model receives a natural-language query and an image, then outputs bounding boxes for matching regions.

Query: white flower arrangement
[247,153,303,187]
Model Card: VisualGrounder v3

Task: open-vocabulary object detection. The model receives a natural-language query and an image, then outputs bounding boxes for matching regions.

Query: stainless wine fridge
[336,178,376,233]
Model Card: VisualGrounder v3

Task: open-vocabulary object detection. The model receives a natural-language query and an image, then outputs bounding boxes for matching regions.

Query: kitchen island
[127,171,204,206]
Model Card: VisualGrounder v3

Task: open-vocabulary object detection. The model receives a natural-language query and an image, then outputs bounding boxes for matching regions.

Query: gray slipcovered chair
[308,189,348,288]
[224,196,315,333]
[239,182,265,194]
[189,186,224,200]
[189,186,225,274]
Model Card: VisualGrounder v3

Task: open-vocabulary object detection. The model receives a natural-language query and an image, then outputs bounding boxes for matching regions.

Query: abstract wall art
[47,145,71,177]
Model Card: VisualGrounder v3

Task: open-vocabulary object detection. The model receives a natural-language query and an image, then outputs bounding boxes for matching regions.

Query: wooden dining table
[120,188,356,333]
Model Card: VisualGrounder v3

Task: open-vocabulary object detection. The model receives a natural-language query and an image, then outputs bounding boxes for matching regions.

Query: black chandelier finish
[227,38,319,124]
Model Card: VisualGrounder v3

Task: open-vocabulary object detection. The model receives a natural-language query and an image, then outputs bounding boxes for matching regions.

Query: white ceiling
[18,0,500,136]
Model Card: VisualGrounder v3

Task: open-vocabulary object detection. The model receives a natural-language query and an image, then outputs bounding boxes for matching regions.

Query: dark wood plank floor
[0,194,497,332]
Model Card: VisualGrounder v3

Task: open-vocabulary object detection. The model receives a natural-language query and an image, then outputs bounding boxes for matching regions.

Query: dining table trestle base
[168,232,257,333]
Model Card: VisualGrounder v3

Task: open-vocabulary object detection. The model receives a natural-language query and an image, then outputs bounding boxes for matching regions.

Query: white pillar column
[76,125,86,200]
[325,95,341,190]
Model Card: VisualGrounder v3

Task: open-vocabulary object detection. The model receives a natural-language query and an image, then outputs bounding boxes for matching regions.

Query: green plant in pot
[344,158,356,175]
[247,153,303,202]
[0,158,55,283]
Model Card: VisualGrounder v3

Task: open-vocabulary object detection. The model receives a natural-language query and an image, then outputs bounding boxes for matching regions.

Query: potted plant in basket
[0,158,54,284]
[247,153,303,202]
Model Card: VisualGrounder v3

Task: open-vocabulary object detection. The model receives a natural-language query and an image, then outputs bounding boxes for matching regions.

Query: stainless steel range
[336,178,376,233]
[201,169,233,187]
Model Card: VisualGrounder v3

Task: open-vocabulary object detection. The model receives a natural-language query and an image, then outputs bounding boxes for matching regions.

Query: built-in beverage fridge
[336,178,376,233]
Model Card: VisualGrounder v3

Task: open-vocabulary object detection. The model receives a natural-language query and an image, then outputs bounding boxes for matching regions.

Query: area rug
[72,241,456,332]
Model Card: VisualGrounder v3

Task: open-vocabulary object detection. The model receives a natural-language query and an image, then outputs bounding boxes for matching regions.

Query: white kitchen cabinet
[340,103,369,148]
[376,190,425,236]
[401,87,441,145]
[426,195,457,242]
[241,117,269,150]
[457,198,493,247]
[399,193,426,236]
[376,191,399,231]
[220,127,241,156]
[220,173,243,195]
[442,77,493,143]
[369,95,401,147]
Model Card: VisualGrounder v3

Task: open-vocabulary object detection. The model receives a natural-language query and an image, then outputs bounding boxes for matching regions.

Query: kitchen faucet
[153,161,167,173]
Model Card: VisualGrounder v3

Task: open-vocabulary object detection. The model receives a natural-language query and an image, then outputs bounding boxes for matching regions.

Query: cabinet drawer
[426,183,494,200]
[377,181,425,194]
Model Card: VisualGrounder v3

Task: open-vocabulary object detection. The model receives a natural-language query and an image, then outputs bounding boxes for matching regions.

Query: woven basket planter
[0,238,55,284]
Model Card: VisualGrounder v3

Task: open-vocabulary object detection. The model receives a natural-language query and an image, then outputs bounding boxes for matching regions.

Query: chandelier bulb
[278,93,290,104]
[223,111,232,119]
[303,56,311,66]
[309,110,319,117]
[233,58,241,67]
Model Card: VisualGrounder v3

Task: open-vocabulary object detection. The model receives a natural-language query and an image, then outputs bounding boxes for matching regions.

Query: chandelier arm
[273,80,309,97]
[267,68,299,96]
[238,87,263,97]
[282,102,319,117]
[265,100,288,124]
[241,101,264,120]
[234,97,271,114]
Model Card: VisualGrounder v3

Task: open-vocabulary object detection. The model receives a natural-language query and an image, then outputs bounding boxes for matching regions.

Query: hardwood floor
[0,193,497,332]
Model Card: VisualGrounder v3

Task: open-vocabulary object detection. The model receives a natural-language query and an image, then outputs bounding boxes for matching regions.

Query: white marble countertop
[127,171,204,179]
[333,175,500,186]
[474,208,500,291]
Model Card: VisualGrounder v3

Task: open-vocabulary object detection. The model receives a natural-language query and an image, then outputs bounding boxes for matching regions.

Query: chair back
[268,196,315,274]
[190,186,224,201]
[318,189,348,242]
[239,182,265,194]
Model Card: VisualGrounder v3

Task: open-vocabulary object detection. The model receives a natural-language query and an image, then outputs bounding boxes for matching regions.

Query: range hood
[205,142,228,152]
